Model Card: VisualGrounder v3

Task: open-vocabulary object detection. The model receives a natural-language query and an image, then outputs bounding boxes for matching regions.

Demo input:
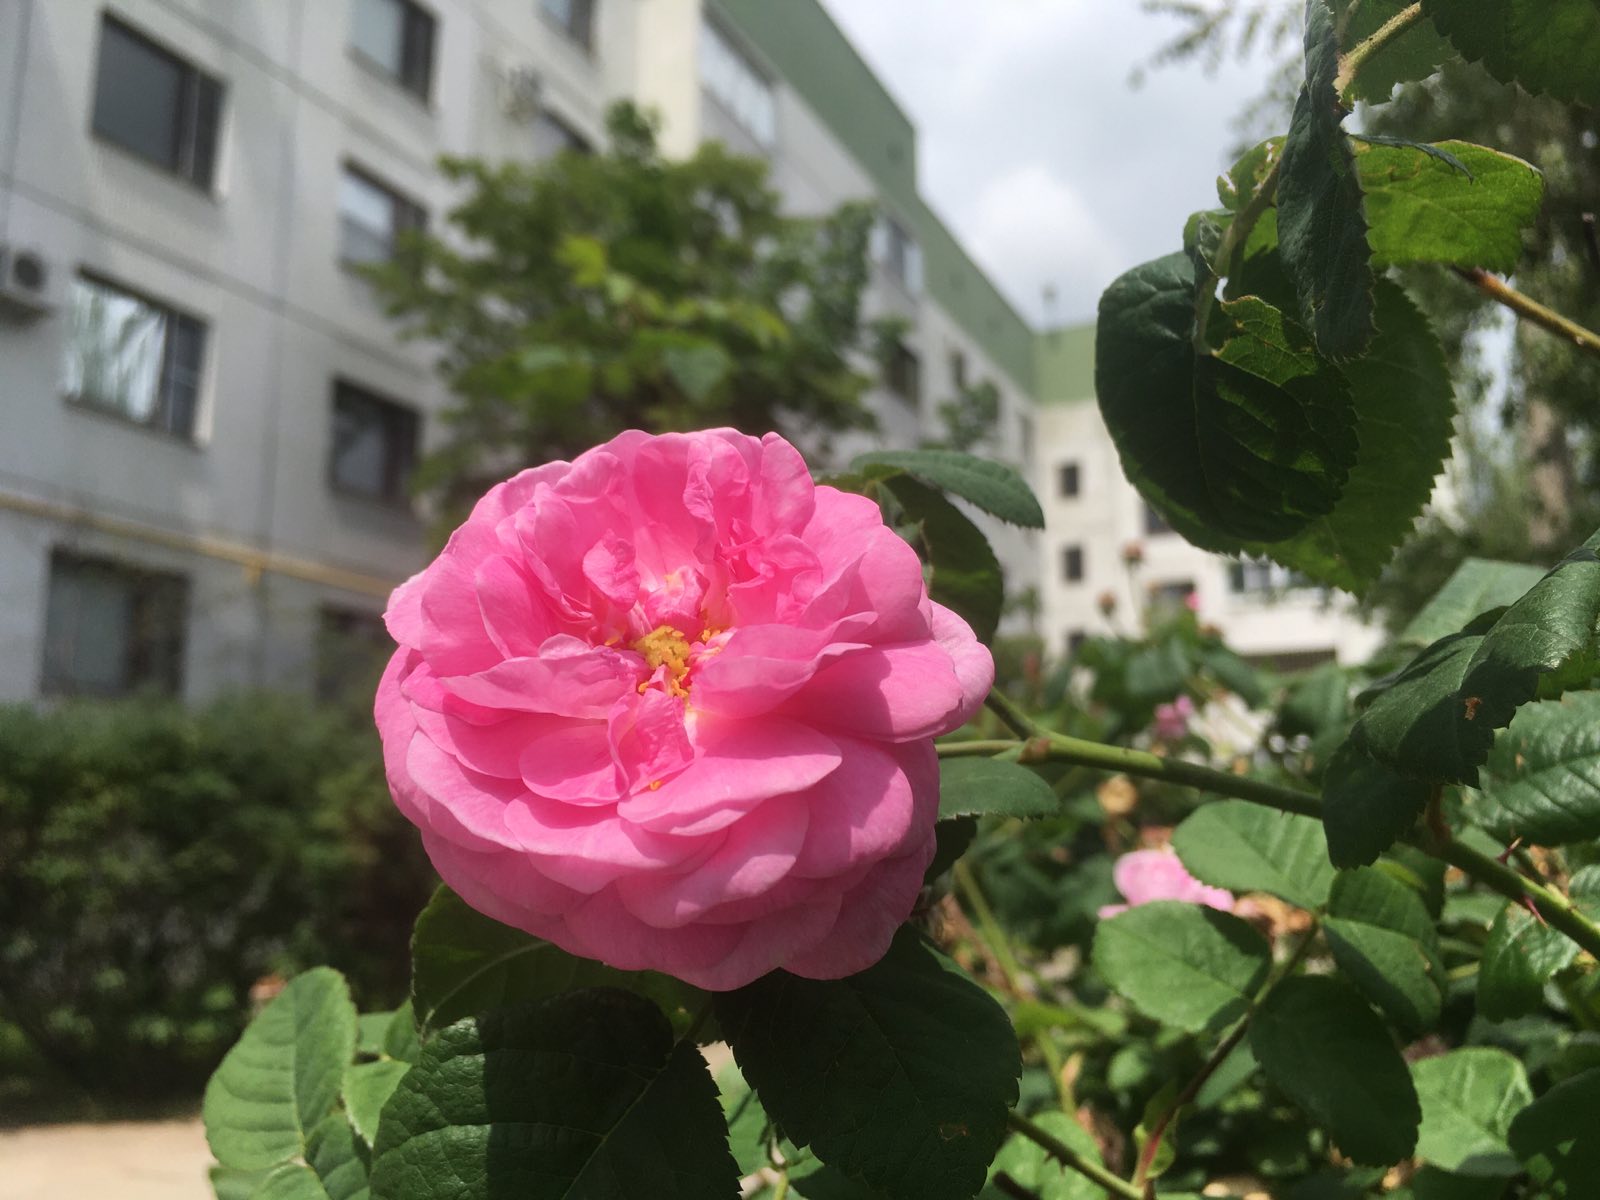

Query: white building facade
[0,0,1039,703]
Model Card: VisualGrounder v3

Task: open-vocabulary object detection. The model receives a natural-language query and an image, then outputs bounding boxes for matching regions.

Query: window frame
[63,271,208,442]
[40,548,189,698]
[337,161,427,267]
[315,604,393,704]
[541,0,597,53]
[1058,461,1080,499]
[884,339,922,405]
[698,15,777,149]
[91,14,224,191]
[328,378,420,507]
[349,0,437,101]
[1062,544,1085,583]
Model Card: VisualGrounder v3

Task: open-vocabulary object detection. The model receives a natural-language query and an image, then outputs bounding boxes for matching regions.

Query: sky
[816,1,1282,328]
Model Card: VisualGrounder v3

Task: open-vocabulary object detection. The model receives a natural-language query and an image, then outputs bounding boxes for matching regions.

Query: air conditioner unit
[501,64,544,122]
[0,244,59,322]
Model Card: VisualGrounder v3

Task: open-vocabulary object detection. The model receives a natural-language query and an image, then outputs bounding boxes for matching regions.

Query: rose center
[632,624,695,698]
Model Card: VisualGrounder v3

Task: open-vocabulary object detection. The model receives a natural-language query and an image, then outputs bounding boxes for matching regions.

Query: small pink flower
[374,429,993,990]
[1184,591,1201,613]
[1097,848,1232,919]
[1152,694,1195,741]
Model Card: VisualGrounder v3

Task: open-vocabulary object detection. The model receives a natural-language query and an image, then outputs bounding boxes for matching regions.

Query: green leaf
[1474,692,1600,844]
[1401,558,1548,646]
[1358,141,1544,273]
[925,816,978,882]
[982,1111,1106,1200]
[1321,742,1432,868]
[305,1115,369,1200]
[1172,799,1334,909]
[203,968,358,1172]
[356,1013,394,1060]
[410,886,700,1038]
[1508,1066,1600,1193]
[880,474,1003,644]
[1325,868,1444,1033]
[661,341,733,404]
[380,1004,420,1066]
[715,926,1020,1200]
[343,1060,409,1148]
[851,448,1045,529]
[938,757,1060,821]
[1278,662,1352,740]
[1336,0,1456,102]
[211,1167,275,1200]
[1095,254,1357,550]
[370,989,738,1200]
[1411,1048,1531,1177]
[1244,280,1454,592]
[1276,0,1374,358]
[717,1063,771,1178]
[248,1166,335,1200]
[1354,628,1492,785]
[1422,0,1600,106]
[1093,902,1271,1033]
[1479,900,1581,1019]
[1250,976,1420,1166]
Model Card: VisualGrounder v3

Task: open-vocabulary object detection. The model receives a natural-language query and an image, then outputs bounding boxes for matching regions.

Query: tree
[366,102,879,522]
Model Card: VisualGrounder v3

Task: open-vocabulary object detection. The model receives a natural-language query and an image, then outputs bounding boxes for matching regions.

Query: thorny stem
[1428,833,1600,962]
[1454,267,1600,360]
[1007,1111,1145,1200]
[1333,2,1424,95]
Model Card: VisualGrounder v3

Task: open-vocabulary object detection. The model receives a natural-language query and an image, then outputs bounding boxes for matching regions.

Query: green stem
[986,689,1044,740]
[1334,2,1424,95]
[1454,267,1600,360]
[937,739,1027,759]
[1006,1111,1144,1200]
[1430,833,1600,962]
[770,1171,789,1200]
[1193,154,1282,352]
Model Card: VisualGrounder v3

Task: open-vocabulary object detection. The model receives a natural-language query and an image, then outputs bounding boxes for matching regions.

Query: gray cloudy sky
[816,2,1276,327]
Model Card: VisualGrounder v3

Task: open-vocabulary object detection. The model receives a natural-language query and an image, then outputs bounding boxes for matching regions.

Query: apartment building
[1034,323,1382,668]
[0,0,1039,703]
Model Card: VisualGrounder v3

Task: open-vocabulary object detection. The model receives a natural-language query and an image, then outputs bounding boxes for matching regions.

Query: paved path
[0,1118,212,1200]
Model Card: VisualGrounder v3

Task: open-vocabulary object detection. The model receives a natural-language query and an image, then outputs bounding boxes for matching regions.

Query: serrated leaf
[715,926,1019,1200]
[1335,0,1456,102]
[981,1112,1105,1200]
[1507,1066,1600,1193]
[1411,1048,1531,1177]
[938,757,1059,821]
[370,989,738,1200]
[925,816,978,883]
[410,886,700,1037]
[1321,742,1432,868]
[1243,279,1454,592]
[211,1167,275,1200]
[1402,558,1548,646]
[1172,799,1334,909]
[1325,868,1444,1033]
[355,1013,394,1060]
[661,341,732,404]
[1250,976,1420,1166]
[1278,662,1351,740]
[1277,0,1374,358]
[203,968,358,1172]
[1355,628,1492,785]
[249,1166,335,1200]
[1093,902,1271,1033]
[1358,141,1544,273]
[1423,0,1600,106]
[380,1004,419,1065]
[717,1063,771,1178]
[1095,254,1356,551]
[343,1060,409,1148]
[850,448,1045,529]
[1479,900,1582,1020]
[305,1115,369,1200]
[880,474,1003,644]
[1474,691,1600,845]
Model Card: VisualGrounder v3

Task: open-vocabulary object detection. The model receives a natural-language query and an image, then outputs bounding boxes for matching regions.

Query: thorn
[1520,894,1548,927]
[1497,836,1524,866]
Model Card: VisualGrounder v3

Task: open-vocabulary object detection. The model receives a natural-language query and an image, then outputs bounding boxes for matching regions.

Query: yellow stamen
[632,624,694,698]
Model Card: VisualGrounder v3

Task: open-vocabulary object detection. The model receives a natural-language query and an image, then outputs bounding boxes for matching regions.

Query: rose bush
[374,428,991,990]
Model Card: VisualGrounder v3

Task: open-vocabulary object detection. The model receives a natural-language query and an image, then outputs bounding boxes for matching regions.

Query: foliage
[365,101,879,525]
[0,695,435,1107]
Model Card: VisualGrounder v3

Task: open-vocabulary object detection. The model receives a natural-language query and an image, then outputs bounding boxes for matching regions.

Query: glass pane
[331,392,388,496]
[162,315,205,437]
[188,73,222,189]
[542,0,575,34]
[339,169,396,262]
[43,560,133,695]
[64,278,166,422]
[93,20,183,170]
[351,0,405,74]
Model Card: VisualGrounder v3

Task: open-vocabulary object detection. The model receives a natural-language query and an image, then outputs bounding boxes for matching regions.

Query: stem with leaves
[1006,1111,1145,1200]
[1333,2,1424,95]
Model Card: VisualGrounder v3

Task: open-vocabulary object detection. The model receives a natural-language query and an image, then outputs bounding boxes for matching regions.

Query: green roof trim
[1035,321,1096,404]
[711,0,1036,391]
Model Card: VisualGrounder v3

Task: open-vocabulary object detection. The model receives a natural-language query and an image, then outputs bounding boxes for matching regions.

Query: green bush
[0,694,435,1106]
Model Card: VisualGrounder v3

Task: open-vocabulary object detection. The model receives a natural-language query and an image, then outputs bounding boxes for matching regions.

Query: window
[330,380,419,504]
[949,350,968,392]
[338,164,426,265]
[1016,413,1034,461]
[699,19,776,147]
[316,606,392,704]
[1143,501,1173,536]
[92,15,223,189]
[1229,558,1316,594]
[884,340,921,404]
[542,0,596,51]
[1065,629,1088,656]
[870,215,923,293]
[63,275,206,439]
[41,550,187,697]
[1061,545,1084,582]
[350,0,436,100]
[1058,461,1080,498]
[1150,580,1196,608]
[533,109,592,158]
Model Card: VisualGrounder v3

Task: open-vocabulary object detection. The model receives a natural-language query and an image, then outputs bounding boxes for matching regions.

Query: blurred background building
[0,0,1369,705]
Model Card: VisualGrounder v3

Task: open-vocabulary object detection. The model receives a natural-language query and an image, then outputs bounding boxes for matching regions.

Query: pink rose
[1151,694,1195,741]
[1097,848,1233,919]
[374,429,992,990]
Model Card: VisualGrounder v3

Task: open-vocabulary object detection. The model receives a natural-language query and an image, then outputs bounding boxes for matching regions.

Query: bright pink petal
[931,603,994,731]
[782,642,965,742]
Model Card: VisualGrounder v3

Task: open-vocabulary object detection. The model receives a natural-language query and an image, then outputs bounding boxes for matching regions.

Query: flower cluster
[375,430,992,990]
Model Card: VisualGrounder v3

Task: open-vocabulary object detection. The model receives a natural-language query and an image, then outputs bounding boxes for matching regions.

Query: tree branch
[1454,267,1600,360]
